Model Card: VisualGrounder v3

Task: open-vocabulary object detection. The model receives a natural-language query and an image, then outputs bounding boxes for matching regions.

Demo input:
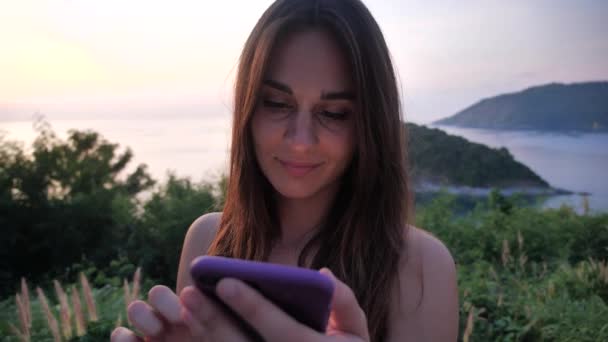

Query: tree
[0,118,155,296]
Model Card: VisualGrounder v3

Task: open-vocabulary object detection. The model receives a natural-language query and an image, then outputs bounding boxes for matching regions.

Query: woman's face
[251,29,356,200]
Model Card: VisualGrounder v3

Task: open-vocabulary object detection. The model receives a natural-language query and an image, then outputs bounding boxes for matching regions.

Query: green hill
[434,81,608,131]
[407,123,549,188]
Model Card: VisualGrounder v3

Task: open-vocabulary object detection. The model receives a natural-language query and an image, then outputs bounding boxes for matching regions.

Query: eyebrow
[262,79,356,101]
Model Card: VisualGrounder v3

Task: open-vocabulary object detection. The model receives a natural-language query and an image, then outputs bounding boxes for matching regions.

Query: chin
[272,180,322,200]
[268,171,342,201]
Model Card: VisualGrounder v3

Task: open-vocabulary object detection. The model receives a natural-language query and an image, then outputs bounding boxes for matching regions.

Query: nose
[285,110,317,151]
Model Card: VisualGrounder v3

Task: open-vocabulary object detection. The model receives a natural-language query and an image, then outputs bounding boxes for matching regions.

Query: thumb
[319,268,370,341]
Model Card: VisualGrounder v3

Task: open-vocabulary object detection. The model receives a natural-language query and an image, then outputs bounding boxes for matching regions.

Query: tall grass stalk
[80,272,98,321]
[15,293,30,341]
[54,279,73,339]
[463,307,475,342]
[71,285,86,336]
[37,287,61,342]
[115,313,123,329]
[131,267,141,301]
[517,230,524,250]
[20,277,31,328]
[123,278,132,323]
[8,322,29,342]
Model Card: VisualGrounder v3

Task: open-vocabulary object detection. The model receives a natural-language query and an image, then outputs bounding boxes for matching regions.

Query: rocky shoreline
[413,181,587,197]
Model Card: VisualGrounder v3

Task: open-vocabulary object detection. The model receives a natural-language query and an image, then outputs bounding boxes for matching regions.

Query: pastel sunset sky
[1,0,607,123]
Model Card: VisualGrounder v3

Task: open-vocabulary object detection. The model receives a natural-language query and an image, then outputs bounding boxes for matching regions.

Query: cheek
[321,127,355,165]
[251,113,282,158]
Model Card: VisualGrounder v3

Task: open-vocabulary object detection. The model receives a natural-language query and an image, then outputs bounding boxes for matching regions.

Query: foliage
[0,119,219,297]
[2,124,607,340]
[126,173,217,288]
[1,119,155,297]
[407,123,548,188]
[418,193,608,341]
[1,272,146,342]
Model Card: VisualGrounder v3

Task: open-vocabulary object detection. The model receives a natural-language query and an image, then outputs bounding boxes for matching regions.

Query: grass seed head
[80,272,98,321]
[54,279,73,339]
[132,267,142,301]
[20,278,31,328]
[37,287,61,342]
[15,293,30,340]
[463,307,475,342]
[71,285,86,336]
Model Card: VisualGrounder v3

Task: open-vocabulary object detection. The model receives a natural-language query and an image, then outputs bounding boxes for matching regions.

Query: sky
[1,0,607,124]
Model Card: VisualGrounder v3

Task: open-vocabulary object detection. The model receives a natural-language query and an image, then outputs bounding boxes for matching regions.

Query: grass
[1,269,141,342]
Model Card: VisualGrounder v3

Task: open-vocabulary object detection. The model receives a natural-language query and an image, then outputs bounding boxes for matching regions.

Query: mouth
[276,158,323,177]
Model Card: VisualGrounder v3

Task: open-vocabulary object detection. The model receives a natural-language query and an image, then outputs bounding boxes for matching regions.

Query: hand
[111,285,196,342]
[180,268,370,342]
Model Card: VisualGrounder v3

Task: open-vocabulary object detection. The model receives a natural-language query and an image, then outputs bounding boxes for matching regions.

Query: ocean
[432,125,608,214]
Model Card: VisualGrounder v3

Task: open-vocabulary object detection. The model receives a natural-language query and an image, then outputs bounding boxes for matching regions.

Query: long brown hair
[207,0,411,340]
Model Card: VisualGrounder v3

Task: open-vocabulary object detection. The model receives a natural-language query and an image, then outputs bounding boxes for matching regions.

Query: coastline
[413,181,583,197]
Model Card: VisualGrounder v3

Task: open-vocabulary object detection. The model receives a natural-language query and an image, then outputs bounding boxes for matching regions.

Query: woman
[112,0,458,341]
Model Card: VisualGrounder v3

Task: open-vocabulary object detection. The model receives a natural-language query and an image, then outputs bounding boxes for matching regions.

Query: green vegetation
[0,266,145,342]
[408,123,549,188]
[434,81,608,132]
[419,191,608,341]
[0,118,154,298]
[2,124,606,341]
[0,120,221,298]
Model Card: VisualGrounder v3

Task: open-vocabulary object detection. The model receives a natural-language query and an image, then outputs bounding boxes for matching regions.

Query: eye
[320,110,349,121]
[262,99,291,109]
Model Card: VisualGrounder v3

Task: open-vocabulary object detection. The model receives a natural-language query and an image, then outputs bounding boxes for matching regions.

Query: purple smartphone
[190,256,334,340]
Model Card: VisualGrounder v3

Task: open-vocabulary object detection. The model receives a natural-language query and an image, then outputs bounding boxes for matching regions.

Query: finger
[320,268,369,340]
[215,278,318,342]
[180,306,206,337]
[127,300,163,337]
[111,327,144,342]
[180,286,226,336]
[148,285,182,324]
[180,285,247,340]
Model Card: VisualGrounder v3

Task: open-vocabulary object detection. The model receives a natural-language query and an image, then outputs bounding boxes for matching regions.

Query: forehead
[265,29,353,92]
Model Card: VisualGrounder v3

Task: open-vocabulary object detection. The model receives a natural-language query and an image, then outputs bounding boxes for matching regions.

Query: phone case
[190,255,334,341]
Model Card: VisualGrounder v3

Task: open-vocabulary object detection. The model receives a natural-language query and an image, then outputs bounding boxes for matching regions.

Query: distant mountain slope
[434,81,608,131]
[407,123,549,188]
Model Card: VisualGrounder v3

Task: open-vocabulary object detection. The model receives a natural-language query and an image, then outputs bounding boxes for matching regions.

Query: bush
[418,193,608,341]
[126,173,218,288]
[0,120,154,297]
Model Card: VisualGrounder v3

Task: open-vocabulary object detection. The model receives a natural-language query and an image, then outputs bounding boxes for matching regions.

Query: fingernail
[217,279,238,300]
[320,267,334,278]
[181,287,203,311]
[111,327,133,342]
[150,292,181,323]
[131,305,162,336]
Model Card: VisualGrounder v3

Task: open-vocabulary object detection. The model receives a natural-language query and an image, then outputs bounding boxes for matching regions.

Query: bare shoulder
[412,226,457,275]
[387,226,459,341]
[185,212,222,248]
[175,212,222,294]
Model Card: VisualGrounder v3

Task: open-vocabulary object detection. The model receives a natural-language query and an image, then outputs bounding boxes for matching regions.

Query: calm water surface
[1,117,233,184]
[433,125,608,213]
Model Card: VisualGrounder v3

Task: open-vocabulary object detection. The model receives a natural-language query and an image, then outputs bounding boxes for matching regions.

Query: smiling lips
[277,158,323,177]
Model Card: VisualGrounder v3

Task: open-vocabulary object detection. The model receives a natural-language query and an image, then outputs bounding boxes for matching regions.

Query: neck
[275,183,339,250]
